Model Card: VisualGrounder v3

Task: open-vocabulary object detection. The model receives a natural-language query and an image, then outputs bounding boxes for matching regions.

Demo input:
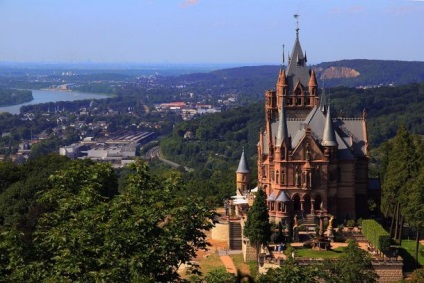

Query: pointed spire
[236,148,250,173]
[277,68,287,87]
[304,51,307,62]
[309,69,317,87]
[276,105,289,147]
[319,81,328,112]
[322,105,338,147]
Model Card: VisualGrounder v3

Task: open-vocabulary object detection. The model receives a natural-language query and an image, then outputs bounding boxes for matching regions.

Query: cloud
[386,5,424,15]
[181,0,199,8]
[329,5,366,15]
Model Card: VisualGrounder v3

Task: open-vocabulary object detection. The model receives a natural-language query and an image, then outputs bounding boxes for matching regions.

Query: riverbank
[0,90,111,115]
[0,89,33,107]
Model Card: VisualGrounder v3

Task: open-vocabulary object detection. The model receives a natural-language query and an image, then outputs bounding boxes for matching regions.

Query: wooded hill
[174,59,424,103]
[159,83,424,202]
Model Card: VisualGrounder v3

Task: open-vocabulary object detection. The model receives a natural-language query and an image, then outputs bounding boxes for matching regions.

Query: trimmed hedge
[362,219,391,253]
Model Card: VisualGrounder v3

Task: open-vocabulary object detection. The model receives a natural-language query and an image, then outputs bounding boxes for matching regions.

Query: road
[146,146,193,172]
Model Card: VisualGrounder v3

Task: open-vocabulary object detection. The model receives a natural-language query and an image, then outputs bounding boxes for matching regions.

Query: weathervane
[294,14,300,36]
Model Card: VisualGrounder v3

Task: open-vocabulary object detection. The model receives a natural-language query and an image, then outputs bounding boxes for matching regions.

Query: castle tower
[236,149,250,195]
[255,16,370,222]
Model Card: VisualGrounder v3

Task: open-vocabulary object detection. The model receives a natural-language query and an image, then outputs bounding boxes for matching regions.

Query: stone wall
[211,222,229,244]
[242,238,257,262]
[373,263,403,283]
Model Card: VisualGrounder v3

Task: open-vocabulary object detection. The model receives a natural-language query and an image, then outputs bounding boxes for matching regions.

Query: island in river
[0,89,33,107]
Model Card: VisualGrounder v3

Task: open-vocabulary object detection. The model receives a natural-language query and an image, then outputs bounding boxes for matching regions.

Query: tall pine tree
[243,188,271,261]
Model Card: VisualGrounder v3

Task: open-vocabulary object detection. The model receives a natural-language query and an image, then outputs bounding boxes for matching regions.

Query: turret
[236,149,250,194]
[276,105,289,149]
[322,106,338,147]
[319,84,328,113]
[276,68,287,107]
[308,69,318,96]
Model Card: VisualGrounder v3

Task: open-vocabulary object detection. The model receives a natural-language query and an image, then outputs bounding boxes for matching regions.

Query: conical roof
[322,106,338,147]
[236,149,250,173]
[309,69,317,87]
[276,105,289,147]
[277,68,287,86]
[319,86,328,113]
[286,29,311,91]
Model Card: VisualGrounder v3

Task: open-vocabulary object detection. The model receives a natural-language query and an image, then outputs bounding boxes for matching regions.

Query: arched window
[276,170,279,183]
[281,170,285,184]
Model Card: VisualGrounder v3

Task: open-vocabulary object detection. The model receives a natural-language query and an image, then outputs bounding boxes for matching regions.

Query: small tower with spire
[322,105,338,160]
[236,149,250,195]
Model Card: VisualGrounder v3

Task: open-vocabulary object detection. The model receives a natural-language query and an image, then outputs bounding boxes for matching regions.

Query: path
[219,255,238,275]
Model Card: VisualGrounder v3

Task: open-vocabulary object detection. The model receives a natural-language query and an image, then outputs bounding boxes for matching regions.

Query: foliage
[321,240,378,283]
[0,159,215,282]
[243,189,271,258]
[0,154,70,230]
[0,89,32,106]
[203,269,237,283]
[361,219,391,253]
[256,260,319,283]
[408,266,424,283]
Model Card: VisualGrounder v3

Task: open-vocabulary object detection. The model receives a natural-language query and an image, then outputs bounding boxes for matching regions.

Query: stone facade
[257,29,371,223]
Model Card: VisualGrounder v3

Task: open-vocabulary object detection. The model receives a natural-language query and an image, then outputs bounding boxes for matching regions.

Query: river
[0,90,110,115]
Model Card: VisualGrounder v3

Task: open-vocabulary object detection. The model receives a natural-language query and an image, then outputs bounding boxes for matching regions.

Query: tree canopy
[0,159,215,282]
[243,188,271,258]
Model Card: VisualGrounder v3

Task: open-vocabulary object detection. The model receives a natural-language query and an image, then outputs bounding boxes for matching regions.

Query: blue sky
[0,0,423,64]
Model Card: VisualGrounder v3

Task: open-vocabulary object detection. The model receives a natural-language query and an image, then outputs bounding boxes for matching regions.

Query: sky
[0,0,423,65]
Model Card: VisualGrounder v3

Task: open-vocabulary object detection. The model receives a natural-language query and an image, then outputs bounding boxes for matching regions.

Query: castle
[236,25,371,224]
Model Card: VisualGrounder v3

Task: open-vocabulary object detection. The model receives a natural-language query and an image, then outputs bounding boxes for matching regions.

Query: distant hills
[314,59,424,87]
[201,59,424,90]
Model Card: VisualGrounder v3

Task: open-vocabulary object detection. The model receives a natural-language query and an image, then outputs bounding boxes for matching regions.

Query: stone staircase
[298,214,317,231]
[229,221,242,250]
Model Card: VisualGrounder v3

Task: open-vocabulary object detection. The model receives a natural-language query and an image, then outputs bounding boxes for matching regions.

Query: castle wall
[211,222,229,244]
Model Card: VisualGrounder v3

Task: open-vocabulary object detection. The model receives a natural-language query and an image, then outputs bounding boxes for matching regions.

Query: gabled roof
[263,106,366,159]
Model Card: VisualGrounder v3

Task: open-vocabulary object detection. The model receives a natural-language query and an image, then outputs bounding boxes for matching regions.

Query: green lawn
[294,247,345,259]
[230,254,258,281]
[400,239,424,266]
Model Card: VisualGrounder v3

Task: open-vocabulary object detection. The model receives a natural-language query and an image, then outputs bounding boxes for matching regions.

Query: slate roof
[236,149,250,173]
[276,191,290,202]
[286,33,310,91]
[262,107,367,160]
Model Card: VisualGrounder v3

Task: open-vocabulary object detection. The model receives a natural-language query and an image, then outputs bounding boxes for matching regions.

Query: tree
[203,269,237,283]
[322,240,378,283]
[382,125,418,240]
[256,259,319,283]
[243,188,271,261]
[399,169,424,266]
[0,159,214,282]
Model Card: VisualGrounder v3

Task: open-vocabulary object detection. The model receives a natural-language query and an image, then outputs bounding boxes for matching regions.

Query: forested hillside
[0,89,33,107]
[176,59,424,102]
[315,59,424,87]
[159,83,424,202]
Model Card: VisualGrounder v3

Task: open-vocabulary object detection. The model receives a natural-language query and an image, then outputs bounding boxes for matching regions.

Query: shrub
[362,219,391,253]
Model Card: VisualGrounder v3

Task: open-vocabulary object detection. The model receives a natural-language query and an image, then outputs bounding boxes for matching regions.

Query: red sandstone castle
[236,27,371,223]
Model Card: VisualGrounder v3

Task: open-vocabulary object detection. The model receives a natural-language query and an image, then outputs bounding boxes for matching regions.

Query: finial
[294,14,300,37]
[282,44,285,66]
